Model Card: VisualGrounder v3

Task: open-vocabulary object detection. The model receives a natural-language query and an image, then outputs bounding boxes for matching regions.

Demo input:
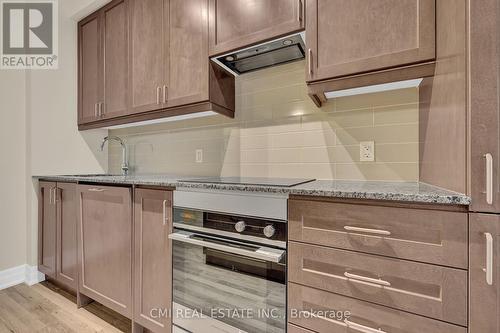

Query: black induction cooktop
[178,177,315,187]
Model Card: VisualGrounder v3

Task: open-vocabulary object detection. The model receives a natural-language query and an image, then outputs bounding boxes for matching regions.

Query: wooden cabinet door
[469,213,500,333]
[102,0,129,119]
[38,182,57,278]
[129,0,166,114]
[208,0,305,56]
[77,185,132,317]
[133,189,172,333]
[469,0,500,213]
[305,0,435,82]
[166,0,209,107]
[78,13,102,124]
[56,183,77,291]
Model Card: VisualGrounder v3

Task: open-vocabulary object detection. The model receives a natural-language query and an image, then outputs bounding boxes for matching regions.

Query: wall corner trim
[0,264,45,290]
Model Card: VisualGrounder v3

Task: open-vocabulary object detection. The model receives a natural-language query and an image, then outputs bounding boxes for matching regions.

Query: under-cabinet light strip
[324,78,423,99]
[103,111,218,130]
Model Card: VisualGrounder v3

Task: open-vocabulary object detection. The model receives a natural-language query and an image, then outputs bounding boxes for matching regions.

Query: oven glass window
[172,240,286,333]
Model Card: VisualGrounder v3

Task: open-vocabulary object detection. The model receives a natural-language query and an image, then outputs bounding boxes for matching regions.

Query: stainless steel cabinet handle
[169,230,285,263]
[162,199,168,226]
[344,226,391,236]
[48,187,53,205]
[163,85,167,103]
[485,153,493,205]
[51,187,57,205]
[484,232,493,285]
[345,319,387,333]
[297,0,303,22]
[94,103,98,118]
[156,86,161,104]
[344,272,391,287]
[88,188,105,192]
[308,48,313,75]
[99,102,104,117]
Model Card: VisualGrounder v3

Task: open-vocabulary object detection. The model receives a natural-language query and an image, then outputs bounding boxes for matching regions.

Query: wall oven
[170,190,287,333]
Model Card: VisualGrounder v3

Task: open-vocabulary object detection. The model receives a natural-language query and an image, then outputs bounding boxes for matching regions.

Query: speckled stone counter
[34,174,471,206]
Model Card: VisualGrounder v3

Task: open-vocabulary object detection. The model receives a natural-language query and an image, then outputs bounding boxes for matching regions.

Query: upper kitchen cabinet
[78,0,234,130]
[78,12,101,125]
[167,0,210,108]
[129,0,165,114]
[128,0,234,117]
[102,0,129,120]
[469,0,500,213]
[130,0,214,111]
[306,0,436,106]
[78,0,129,126]
[208,0,305,56]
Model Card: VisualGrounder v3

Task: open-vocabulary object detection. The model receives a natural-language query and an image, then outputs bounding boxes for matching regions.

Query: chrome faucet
[100,136,129,175]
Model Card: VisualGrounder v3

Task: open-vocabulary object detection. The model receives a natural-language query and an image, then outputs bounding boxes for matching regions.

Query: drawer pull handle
[308,48,313,75]
[297,0,303,22]
[156,86,161,105]
[162,199,169,226]
[344,226,391,236]
[345,319,387,333]
[485,153,493,205]
[344,272,391,287]
[88,188,105,192]
[484,232,493,285]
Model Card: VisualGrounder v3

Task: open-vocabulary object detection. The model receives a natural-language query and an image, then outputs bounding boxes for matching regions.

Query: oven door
[170,230,286,333]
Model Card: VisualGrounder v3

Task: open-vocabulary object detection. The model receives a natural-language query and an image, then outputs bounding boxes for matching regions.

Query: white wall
[0,71,28,271]
[0,0,110,272]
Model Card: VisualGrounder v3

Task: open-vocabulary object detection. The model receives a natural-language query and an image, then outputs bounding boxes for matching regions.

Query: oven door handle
[169,230,285,263]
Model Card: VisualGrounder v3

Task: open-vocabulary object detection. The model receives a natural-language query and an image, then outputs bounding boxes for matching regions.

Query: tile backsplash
[109,61,419,181]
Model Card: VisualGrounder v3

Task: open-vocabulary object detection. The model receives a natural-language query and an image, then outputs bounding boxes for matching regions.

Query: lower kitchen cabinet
[469,213,500,333]
[133,188,173,333]
[77,184,132,317]
[287,197,469,332]
[288,283,466,333]
[55,183,78,290]
[38,182,77,290]
[38,182,58,278]
[288,241,467,326]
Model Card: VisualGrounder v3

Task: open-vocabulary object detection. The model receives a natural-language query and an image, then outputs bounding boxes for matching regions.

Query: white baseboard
[24,265,46,286]
[0,265,45,290]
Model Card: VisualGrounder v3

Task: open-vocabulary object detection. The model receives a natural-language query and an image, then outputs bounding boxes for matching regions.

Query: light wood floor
[0,282,130,333]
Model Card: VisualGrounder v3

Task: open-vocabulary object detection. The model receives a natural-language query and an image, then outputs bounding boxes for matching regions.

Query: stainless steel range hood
[211,32,305,76]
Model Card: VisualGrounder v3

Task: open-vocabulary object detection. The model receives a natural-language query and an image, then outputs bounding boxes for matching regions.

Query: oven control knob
[263,225,276,238]
[235,221,246,233]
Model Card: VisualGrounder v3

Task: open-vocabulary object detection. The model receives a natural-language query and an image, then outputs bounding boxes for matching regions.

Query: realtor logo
[1,0,58,69]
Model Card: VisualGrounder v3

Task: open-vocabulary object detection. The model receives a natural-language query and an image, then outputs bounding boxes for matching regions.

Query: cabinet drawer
[288,283,467,333]
[289,242,467,326]
[288,199,467,268]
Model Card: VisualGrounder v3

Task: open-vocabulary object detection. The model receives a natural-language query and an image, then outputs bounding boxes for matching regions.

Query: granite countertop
[34,174,471,205]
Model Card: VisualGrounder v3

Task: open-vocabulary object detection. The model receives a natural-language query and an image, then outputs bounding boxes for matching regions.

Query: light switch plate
[360,141,375,162]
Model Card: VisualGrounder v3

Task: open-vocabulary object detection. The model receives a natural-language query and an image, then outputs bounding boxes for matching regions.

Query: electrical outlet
[360,141,375,162]
[195,149,203,163]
